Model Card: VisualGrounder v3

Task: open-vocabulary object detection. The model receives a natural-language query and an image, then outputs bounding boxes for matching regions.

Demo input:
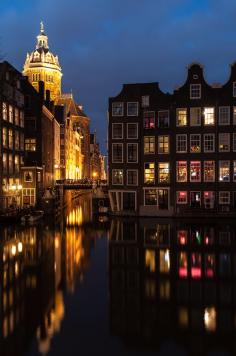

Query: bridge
[55,179,108,191]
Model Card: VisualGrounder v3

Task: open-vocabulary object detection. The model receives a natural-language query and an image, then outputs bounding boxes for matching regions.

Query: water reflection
[109,218,236,355]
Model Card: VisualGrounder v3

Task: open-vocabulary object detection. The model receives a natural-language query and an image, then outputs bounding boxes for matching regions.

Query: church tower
[23,22,62,100]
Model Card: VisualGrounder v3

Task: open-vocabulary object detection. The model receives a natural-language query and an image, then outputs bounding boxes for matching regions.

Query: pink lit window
[179,252,188,278]
[177,191,187,204]
[205,254,215,278]
[177,230,188,245]
[144,111,155,129]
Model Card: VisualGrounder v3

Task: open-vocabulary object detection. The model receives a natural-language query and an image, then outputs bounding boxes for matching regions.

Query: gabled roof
[55,93,88,118]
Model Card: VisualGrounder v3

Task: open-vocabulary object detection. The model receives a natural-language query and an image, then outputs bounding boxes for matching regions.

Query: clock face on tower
[23,22,62,101]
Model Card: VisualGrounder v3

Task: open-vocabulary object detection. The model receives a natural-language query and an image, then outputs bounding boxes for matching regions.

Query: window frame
[112,169,124,185]
[144,136,155,154]
[218,132,230,152]
[112,143,123,163]
[127,102,139,117]
[219,191,230,205]
[204,161,215,182]
[176,134,187,153]
[190,134,201,153]
[190,84,201,99]
[127,123,138,139]
[190,107,201,126]
[176,191,188,204]
[158,135,169,154]
[176,108,187,127]
[127,143,138,163]
[127,169,138,186]
[112,123,123,140]
[218,106,230,126]
[204,133,215,153]
[112,102,124,117]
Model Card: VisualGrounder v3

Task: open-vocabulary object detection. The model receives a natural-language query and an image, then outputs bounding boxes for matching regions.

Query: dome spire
[36,21,49,49]
[40,21,45,34]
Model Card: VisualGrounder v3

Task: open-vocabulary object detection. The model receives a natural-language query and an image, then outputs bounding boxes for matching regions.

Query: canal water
[0,191,236,356]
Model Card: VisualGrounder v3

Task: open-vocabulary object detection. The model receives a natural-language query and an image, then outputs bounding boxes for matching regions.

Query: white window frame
[190,107,201,126]
[127,143,138,163]
[190,161,201,182]
[176,108,187,127]
[158,135,169,154]
[190,84,201,99]
[203,107,215,125]
[112,123,123,139]
[112,169,124,185]
[141,96,149,108]
[219,106,230,125]
[127,102,139,117]
[112,102,123,117]
[219,160,230,182]
[176,191,188,204]
[176,134,187,153]
[158,162,170,183]
[218,133,230,152]
[144,136,155,155]
[204,161,215,182]
[190,134,201,153]
[204,133,215,153]
[219,191,230,205]
[144,162,155,184]
[127,123,138,139]
[127,169,138,186]
[176,161,188,183]
[112,143,123,163]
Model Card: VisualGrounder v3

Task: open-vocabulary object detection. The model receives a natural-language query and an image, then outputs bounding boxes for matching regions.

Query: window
[127,102,138,116]
[123,192,136,210]
[20,111,24,127]
[158,111,169,128]
[144,136,155,154]
[20,133,24,150]
[158,163,170,183]
[112,102,123,116]
[2,102,7,120]
[176,108,187,126]
[25,138,36,151]
[233,82,236,97]
[219,133,230,152]
[9,105,13,123]
[190,84,201,99]
[14,155,19,173]
[204,107,214,125]
[176,191,187,204]
[190,161,201,182]
[204,191,215,209]
[204,134,215,152]
[144,111,155,129]
[176,134,187,153]
[219,191,230,205]
[8,154,13,173]
[176,161,187,182]
[144,189,157,205]
[2,127,7,148]
[112,169,123,185]
[112,123,123,139]
[233,161,236,182]
[233,107,236,125]
[24,171,33,182]
[127,143,138,163]
[127,170,138,185]
[3,153,7,173]
[219,161,230,182]
[190,134,201,153]
[15,131,19,150]
[158,135,169,154]
[112,143,123,163]
[8,129,13,149]
[219,107,230,125]
[144,163,155,184]
[142,96,149,107]
[190,107,201,126]
[127,123,138,139]
[204,161,215,182]
[15,108,19,125]
[233,133,236,151]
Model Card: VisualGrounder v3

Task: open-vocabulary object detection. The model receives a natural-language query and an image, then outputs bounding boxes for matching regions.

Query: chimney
[38,81,44,100]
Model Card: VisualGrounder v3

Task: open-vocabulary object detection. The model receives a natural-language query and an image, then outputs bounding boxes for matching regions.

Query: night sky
[1,0,236,152]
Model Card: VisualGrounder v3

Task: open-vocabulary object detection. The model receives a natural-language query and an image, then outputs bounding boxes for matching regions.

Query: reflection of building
[109,218,236,355]
[23,22,62,101]
[108,63,236,216]
[0,62,25,210]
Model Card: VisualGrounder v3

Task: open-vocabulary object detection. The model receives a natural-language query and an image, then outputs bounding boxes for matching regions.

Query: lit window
[9,105,13,123]
[142,96,149,107]
[112,123,123,139]
[158,163,170,183]
[145,250,155,272]
[159,249,170,274]
[8,129,13,149]
[233,133,236,151]
[233,107,236,125]
[144,189,157,205]
[127,102,138,116]
[218,133,230,152]
[179,252,188,278]
[190,107,201,126]
[112,102,123,116]
[176,134,187,153]
[177,230,188,244]
[204,134,215,152]
[158,135,169,154]
[112,169,123,185]
[112,143,123,163]
[190,84,201,99]
[15,108,19,125]
[204,161,215,182]
[144,163,155,184]
[25,138,36,151]
[127,143,138,163]
[176,108,187,126]
[219,191,230,204]
[219,160,230,182]
[8,154,13,173]
[2,102,7,120]
[176,191,187,204]
[144,136,155,154]
[191,253,201,278]
[2,127,7,148]
[176,161,187,182]
[190,161,201,182]
[127,170,138,185]
[3,153,7,173]
[204,107,214,125]
[233,82,236,97]
[190,134,201,153]
[127,123,138,139]
[158,110,169,128]
[24,171,33,182]
[144,111,155,129]
[219,107,230,125]
[14,155,19,173]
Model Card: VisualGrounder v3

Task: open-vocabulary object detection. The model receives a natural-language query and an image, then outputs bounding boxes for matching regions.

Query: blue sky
[1,0,236,152]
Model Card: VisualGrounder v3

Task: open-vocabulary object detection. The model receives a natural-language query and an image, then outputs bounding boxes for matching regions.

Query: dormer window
[190,84,201,99]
